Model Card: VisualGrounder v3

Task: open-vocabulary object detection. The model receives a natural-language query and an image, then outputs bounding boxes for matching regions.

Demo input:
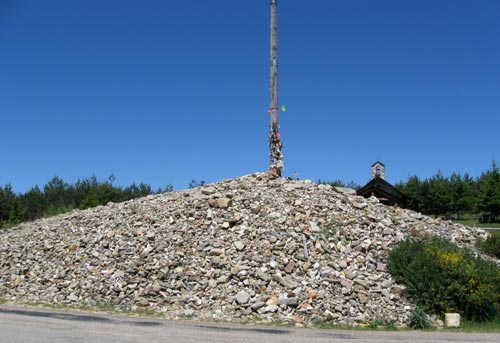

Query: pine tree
[0,184,16,227]
[450,173,473,220]
[427,171,452,218]
[477,161,500,223]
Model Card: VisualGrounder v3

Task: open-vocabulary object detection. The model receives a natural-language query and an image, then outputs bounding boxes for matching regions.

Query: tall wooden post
[269,0,283,176]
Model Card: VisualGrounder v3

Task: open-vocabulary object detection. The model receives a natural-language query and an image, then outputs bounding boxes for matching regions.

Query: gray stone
[251,302,265,310]
[201,186,217,195]
[275,275,298,289]
[352,202,368,210]
[308,221,321,233]
[184,309,196,317]
[380,280,392,288]
[278,295,299,306]
[235,291,250,304]
[256,269,270,282]
[264,304,279,313]
[231,264,248,275]
[113,270,125,278]
[334,187,357,195]
[233,241,245,251]
[269,231,283,240]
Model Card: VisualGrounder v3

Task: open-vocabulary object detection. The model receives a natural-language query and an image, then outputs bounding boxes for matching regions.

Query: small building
[357,161,407,207]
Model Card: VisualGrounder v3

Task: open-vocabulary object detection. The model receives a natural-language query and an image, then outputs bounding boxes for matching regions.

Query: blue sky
[1,0,499,193]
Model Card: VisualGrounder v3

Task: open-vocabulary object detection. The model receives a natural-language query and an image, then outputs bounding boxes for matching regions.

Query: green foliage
[44,176,72,210]
[454,215,500,229]
[396,163,499,221]
[0,184,15,228]
[25,186,47,216]
[458,317,500,332]
[157,184,174,193]
[0,175,174,227]
[8,198,26,225]
[427,171,452,217]
[450,173,473,220]
[388,237,500,321]
[409,306,430,329]
[476,231,500,259]
[188,179,205,189]
[477,162,500,223]
[396,176,424,212]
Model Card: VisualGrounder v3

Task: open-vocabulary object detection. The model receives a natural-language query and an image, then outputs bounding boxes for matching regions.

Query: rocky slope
[0,173,491,326]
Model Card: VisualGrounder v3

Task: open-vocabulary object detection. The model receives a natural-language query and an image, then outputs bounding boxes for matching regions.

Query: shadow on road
[0,307,162,327]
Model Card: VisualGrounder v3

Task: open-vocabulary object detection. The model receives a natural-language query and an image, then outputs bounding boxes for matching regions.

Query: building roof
[357,176,407,206]
[371,161,385,167]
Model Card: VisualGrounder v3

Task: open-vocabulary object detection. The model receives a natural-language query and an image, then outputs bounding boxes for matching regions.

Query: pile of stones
[0,172,492,326]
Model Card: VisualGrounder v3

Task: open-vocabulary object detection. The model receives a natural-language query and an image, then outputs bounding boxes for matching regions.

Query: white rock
[445,313,461,327]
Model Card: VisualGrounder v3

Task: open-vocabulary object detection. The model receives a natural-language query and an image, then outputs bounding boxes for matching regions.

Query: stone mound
[0,173,490,326]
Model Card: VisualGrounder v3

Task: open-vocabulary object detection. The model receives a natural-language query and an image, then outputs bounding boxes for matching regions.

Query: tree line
[320,162,500,223]
[0,175,173,228]
[2,163,499,228]
[395,162,500,223]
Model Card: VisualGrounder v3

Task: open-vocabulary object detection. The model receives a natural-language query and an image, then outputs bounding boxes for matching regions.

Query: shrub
[409,306,430,329]
[476,231,500,259]
[388,237,500,321]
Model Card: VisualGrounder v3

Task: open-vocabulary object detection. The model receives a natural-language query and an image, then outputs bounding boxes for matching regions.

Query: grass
[451,318,500,332]
[452,213,500,228]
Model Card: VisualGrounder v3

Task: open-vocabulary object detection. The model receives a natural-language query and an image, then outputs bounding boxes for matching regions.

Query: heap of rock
[0,173,492,326]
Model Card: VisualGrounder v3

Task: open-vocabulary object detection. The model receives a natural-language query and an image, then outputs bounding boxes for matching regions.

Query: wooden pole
[269,0,283,176]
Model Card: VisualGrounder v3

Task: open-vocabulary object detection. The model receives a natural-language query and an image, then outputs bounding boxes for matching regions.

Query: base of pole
[269,167,282,177]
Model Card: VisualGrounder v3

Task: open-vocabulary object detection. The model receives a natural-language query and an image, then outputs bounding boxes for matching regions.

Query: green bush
[476,231,500,259]
[409,306,430,329]
[388,237,500,321]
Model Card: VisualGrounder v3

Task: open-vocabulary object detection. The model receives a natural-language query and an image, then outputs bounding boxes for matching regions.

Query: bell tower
[371,161,385,180]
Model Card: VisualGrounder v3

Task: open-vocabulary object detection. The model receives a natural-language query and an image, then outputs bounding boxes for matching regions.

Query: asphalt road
[1,305,499,343]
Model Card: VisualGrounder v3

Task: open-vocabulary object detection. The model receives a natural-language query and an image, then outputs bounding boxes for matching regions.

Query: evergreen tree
[449,173,473,220]
[44,176,72,212]
[418,178,432,215]
[188,179,205,189]
[8,197,26,225]
[427,171,452,218]
[477,161,500,223]
[1,175,173,227]
[22,186,47,221]
[396,175,422,212]
[157,184,174,193]
[0,184,16,227]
